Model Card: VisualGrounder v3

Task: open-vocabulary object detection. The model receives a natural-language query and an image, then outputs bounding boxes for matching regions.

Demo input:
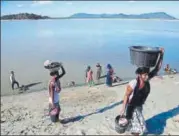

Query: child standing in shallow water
[86,66,95,87]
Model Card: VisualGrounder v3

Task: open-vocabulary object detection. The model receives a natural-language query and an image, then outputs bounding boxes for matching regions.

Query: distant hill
[1,12,177,20]
[1,13,50,20]
[70,12,176,20]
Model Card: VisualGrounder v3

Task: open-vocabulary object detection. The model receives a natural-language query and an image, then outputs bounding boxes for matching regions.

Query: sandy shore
[1,74,179,135]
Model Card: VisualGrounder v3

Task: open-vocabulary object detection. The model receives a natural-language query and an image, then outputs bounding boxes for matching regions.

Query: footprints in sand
[1,107,33,123]
[2,74,179,135]
[1,106,36,135]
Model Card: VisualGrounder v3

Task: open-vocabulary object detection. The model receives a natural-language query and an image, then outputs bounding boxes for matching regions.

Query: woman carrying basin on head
[119,48,164,135]
[48,63,66,123]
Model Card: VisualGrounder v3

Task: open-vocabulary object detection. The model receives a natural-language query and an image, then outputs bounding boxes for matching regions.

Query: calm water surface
[1,19,179,96]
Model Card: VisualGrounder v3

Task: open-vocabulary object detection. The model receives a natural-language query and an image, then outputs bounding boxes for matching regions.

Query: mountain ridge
[70,12,176,20]
[1,12,177,20]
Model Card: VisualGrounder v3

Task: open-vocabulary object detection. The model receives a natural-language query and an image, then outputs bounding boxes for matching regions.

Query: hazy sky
[1,1,179,18]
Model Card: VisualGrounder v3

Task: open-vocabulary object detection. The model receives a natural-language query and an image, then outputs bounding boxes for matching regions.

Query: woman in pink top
[48,65,66,123]
[86,66,94,87]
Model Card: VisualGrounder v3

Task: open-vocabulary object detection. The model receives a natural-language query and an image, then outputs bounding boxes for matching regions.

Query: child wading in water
[48,64,66,122]
[86,66,95,87]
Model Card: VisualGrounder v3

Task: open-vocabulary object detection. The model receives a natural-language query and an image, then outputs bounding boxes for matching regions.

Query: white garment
[49,91,59,104]
[126,80,148,134]
[128,79,137,102]
[127,106,147,134]
[10,74,16,83]
[49,81,60,104]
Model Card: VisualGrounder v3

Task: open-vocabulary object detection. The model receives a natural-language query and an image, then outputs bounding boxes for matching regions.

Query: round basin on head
[129,46,161,68]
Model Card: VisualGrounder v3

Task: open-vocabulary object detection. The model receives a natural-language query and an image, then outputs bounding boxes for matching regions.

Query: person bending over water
[10,71,20,90]
[120,48,164,135]
[113,76,122,83]
[48,64,66,122]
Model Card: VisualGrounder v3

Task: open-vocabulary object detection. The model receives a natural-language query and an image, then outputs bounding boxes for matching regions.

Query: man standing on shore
[10,71,20,90]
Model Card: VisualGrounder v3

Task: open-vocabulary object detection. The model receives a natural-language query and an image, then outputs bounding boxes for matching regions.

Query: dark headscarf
[107,64,112,69]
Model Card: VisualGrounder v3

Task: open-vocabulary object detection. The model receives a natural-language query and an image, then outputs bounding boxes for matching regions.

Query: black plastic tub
[44,61,61,72]
[129,46,161,68]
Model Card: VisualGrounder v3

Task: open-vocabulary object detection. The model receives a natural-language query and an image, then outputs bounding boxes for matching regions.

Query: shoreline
[1,72,171,97]
[1,74,179,135]
[1,18,179,21]
[1,77,132,97]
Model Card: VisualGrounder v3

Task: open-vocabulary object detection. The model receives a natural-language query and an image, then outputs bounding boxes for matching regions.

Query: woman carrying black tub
[120,48,164,135]
[48,64,66,122]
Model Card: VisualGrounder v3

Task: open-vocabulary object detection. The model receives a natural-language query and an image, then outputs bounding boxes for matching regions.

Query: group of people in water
[10,62,177,91]
[9,48,178,135]
[85,63,122,87]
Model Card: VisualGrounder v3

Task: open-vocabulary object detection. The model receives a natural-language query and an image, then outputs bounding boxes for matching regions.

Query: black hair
[50,71,58,76]
[135,67,150,75]
[87,66,91,71]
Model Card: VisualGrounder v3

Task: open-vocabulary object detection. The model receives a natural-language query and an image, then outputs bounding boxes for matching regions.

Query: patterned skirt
[126,106,147,134]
